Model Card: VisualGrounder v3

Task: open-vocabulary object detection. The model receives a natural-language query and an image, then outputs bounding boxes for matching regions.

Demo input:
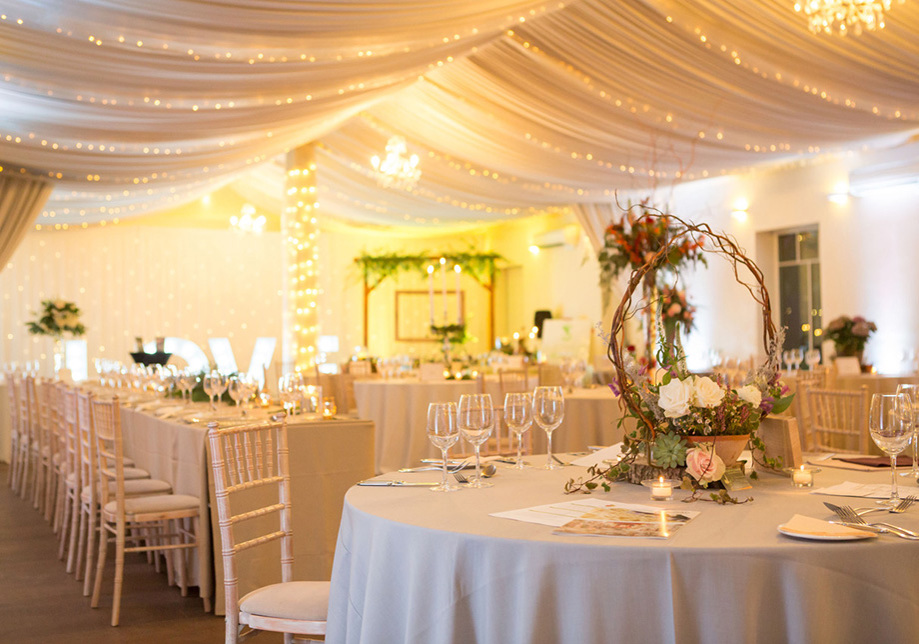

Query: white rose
[736,385,762,408]
[692,376,725,408]
[658,377,693,418]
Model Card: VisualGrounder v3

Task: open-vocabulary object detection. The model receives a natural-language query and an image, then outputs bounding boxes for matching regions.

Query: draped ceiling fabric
[0,0,918,230]
[0,173,53,269]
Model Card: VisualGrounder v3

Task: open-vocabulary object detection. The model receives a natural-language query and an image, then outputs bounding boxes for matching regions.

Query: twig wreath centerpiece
[567,213,794,503]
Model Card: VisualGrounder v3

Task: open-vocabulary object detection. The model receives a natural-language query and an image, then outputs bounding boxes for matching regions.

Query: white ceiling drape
[0,173,53,269]
[0,0,917,227]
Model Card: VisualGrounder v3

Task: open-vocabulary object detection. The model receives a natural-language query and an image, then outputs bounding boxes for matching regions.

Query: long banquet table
[354,380,625,473]
[327,462,919,643]
[119,401,374,614]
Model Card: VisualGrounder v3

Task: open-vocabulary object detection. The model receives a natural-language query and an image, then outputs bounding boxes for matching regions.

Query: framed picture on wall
[395,290,465,342]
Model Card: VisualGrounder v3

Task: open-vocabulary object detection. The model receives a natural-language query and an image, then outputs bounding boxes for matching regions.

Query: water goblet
[790,348,803,372]
[278,374,297,415]
[228,376,246,416]
[805,348,821,370]
[868,393,913,507]
[896,384,919,480]
[504,392,533,468]
[782,350,794,375]
[533,386,565,470]
[427,402,461,492]
[457,393,495,488]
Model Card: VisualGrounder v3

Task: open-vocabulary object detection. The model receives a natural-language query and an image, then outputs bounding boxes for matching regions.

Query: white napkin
[571,443,622,467]
[811,481,919,498]
[781,514,874,538]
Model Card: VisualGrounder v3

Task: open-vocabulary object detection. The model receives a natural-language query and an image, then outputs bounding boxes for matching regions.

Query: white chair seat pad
[82,478,172,500]
[102,466,150,480]
[239,581,329,622]
[104,493,199,516]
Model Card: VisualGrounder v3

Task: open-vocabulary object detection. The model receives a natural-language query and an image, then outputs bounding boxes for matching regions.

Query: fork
[453,471,468,485]
[829,503,919,539]
[853,494,916,516]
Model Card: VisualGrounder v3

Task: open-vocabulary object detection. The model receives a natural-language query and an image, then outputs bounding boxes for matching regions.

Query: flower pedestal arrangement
[566,213,793,503]
[26,299,86,377]
[825,315,876,373]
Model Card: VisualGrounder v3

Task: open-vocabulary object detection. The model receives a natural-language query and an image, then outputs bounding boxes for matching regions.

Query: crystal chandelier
[794,0,901,35]
[370,136,421,190]
[230,203,266,234]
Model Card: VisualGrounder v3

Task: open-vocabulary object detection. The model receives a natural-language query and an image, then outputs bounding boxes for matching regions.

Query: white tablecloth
[354,380,481,473]
[120,402,375,614]
[327,464,919,643]
[355,381,626,472]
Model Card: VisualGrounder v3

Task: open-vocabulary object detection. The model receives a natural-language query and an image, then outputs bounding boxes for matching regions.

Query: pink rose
[667,303,681,316]
[685,446,726,484]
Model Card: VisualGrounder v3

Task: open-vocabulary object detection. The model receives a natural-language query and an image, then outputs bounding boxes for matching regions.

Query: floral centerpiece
[569,215,794,503]
[824,315,876,358]
[26,299,86,337]
[659,286,695,342]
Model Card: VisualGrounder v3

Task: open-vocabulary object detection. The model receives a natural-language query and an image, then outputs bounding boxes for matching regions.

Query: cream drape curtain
[0,172,53,270]
[570,202,619,251]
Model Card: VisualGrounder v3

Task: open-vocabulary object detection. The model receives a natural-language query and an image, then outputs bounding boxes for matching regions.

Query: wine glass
[427,402,461,492]
[533,386,565,470]
[896,384,919,480]
[278,374,297,415]
[782,350,793,375]
[868,393,913,507]
[504,392,533,468]
[790,348,803,372]
[228,376,247,416]
[805,348,821,370]
[204,371,227,410]
[457,393,495,488]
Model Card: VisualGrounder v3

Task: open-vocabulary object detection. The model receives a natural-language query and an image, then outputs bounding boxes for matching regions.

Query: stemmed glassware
[427,402,461,492]
[278,374,298,415]
[504,392,533,468]
[868,393,913,507]
[805,348,821,370]
[228,375,252,416]
[457,393,495,488]
[203,371,228,411]
[782,350,794,375]
[533,386,565,470]
[896,384,919,480]
[177,370,199,404]
[790,348,803,372]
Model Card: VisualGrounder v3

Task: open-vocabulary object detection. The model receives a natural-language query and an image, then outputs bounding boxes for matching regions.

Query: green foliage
[355,250,503,288]
[26,299,86,337]
[652,432,687,468]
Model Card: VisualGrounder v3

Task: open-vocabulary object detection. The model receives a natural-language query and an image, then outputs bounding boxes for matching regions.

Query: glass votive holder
[641,477,680,501]
[321,397,337,419]
[785,465,820,488]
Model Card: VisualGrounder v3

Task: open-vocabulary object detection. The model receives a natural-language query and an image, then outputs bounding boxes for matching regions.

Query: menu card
[491,499,699,539]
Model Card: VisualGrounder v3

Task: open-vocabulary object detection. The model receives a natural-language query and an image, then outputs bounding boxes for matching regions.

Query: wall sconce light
[731,198,749,222]
[827,181,850,205]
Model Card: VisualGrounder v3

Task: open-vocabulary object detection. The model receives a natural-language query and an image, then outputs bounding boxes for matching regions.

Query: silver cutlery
[357,480,439,487]
[853,494,916,516]
[453,471,468,485]
[398,463,470,473]
[824,502,919,539]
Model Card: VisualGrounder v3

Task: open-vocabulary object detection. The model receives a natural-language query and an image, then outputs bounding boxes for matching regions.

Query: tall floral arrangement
[26,299,86,337]
[824,315,876,357]
[659,286,695,338]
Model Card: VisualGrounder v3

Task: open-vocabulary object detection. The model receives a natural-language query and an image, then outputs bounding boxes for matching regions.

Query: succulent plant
[652,432,687,468]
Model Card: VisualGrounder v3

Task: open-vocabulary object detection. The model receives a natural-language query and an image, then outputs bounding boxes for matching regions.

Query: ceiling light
[370,136,421,190]
[794,0,902,36]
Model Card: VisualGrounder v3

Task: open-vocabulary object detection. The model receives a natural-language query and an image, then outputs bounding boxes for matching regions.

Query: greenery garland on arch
[354,250,504,346]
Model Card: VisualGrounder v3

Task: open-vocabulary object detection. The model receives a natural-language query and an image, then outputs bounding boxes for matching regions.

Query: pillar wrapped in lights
[283,144,321,371]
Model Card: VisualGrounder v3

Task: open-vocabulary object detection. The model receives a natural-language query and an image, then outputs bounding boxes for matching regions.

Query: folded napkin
[835,455,913,468]
[780,514,876,539]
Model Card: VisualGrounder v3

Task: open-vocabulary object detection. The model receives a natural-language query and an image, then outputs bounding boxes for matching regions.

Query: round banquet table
[327,464,919,643]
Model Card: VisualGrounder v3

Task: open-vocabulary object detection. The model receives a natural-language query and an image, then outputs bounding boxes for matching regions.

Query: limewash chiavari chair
[537,363,563,387]
[12,376,35,498]
[74,391,171,592]
[208,419,328,644]
[6,373,21,489]
[56,386,80,563]
[90,396,206,625]
[806,386,870,454]
[31,379,56,515]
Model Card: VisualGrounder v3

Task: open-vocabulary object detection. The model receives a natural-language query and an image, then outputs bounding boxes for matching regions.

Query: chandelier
[370,136,421,190]
[230,203,266,234]
[794,0,901,35]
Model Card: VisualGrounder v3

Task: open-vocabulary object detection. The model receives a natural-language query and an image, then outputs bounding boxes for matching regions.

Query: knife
[829,521,919,540]
[357,480,439,487]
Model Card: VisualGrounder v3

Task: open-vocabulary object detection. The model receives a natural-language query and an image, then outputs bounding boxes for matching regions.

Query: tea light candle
[651,476,672,500]
[321,397,337,419]
[792,465,813,488]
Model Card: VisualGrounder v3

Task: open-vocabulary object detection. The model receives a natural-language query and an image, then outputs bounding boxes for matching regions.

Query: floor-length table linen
[0,380,9,463]
[327,464,919,644]
[120,404,374,614]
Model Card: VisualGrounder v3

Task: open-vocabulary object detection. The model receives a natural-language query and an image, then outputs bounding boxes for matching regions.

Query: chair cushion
[82,478,172,500]
[239,581,329,622]
[104,493,199,516]
[102,466,150,480]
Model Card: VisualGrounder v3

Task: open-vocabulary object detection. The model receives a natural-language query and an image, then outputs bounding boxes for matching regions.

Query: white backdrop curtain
[0,172,52,270]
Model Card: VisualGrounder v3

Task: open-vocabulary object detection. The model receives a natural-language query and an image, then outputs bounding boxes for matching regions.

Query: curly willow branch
[606,208,776,442]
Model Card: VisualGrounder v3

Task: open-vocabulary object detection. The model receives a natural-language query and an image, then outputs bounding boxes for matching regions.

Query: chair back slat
[90,397,124,509]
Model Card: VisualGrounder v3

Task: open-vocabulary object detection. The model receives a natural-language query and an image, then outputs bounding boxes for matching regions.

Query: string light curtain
[0,0,918,228]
